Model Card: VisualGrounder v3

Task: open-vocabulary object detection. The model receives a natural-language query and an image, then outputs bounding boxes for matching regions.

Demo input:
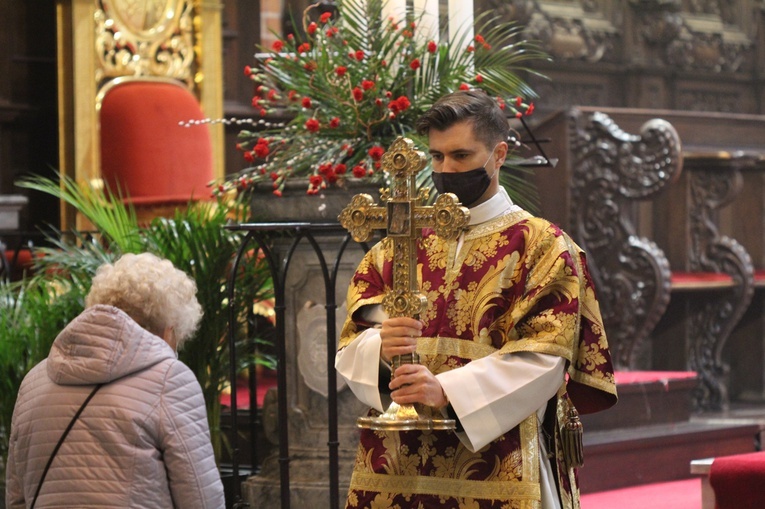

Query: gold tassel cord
[562,406,584,468]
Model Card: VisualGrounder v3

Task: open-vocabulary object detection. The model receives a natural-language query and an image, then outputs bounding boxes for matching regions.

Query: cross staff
[339,136,470,317]
[338,136,470,430]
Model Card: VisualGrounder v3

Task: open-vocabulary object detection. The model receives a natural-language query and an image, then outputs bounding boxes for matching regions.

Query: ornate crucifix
[338,136,470,431]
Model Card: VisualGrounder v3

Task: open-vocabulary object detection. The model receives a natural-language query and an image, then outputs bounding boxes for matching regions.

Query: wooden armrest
[691,457,714,475]
[691,458,716,509]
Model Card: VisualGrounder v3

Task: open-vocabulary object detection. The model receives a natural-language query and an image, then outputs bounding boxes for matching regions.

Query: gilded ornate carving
[95,0,196,87]
[569,111,682,369]
[105,0,173,32]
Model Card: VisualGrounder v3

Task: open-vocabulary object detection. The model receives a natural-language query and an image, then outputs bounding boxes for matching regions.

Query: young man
[336,90,617,509]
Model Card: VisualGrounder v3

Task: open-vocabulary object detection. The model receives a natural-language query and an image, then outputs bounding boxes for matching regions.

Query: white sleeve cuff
[335,327,386,412]
[437,352,565,452]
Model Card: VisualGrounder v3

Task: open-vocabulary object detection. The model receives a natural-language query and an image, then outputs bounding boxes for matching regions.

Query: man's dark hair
[415,90,509,148]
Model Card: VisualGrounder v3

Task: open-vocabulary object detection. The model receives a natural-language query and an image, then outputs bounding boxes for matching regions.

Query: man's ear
[495,141,509,167]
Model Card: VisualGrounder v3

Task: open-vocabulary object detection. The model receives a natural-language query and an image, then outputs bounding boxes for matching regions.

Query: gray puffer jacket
[5,305,225,508]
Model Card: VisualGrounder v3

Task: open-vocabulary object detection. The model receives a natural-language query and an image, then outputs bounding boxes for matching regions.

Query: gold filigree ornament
[96,0,195,86]
[339,136,470,431]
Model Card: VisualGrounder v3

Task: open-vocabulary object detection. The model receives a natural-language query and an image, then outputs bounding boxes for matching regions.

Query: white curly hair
[85,253,202,349]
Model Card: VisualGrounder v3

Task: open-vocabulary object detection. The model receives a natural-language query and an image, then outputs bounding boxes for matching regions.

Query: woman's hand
[379,316,422,364]
[389,364,448,409]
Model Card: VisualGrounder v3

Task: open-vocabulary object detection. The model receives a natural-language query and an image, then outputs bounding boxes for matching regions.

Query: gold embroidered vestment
[339,210,617,509]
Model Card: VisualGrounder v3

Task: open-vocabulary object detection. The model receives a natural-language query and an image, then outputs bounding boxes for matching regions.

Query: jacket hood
[47,304,177,385]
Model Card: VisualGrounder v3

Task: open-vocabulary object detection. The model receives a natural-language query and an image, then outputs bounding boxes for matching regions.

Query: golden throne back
[56,0,224,229]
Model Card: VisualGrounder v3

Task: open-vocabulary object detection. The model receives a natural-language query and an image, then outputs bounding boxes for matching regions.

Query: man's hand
[389,364,448,409]
[379,316,422,364]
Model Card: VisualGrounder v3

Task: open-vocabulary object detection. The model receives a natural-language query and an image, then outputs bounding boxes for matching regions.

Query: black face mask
[431,144,500,207]
[431,168,492,208]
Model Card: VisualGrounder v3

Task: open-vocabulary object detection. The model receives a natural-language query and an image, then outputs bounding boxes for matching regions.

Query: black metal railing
[225,221,371,509]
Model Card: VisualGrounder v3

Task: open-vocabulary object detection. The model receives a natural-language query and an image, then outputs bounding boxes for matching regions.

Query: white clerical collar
[468,187,521,225]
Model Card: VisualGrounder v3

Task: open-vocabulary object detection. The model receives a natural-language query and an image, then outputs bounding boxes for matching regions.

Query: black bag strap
[31,383,103,509]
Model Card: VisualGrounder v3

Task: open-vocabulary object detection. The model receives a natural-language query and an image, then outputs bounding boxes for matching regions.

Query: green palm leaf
[16,174,143,253]
[5,174,274,464]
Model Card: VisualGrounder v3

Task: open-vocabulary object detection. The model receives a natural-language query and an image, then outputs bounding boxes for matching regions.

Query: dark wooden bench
[527,109,764,494]
[528,107,682,371]
[530,107,765,412]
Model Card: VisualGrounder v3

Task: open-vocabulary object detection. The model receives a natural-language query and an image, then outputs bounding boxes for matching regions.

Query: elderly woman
[5,253,225,508]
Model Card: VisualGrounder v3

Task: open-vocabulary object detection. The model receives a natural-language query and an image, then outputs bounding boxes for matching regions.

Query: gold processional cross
[338,136,470,431]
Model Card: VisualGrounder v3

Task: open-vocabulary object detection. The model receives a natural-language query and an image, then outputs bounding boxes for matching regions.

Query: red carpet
[709,451,765,509]
[581,478,701,509]
[614,370,697,385]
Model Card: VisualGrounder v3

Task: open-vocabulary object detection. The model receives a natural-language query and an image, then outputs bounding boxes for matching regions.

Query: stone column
[242,184,380,507]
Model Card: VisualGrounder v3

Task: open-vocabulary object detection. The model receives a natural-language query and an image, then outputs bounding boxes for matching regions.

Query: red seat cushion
[1,249,38,280]
[220,368,278,409]
[99,81,214,206]
[710,451,765,509]
[613,371,697,385]
[671,271,733,290]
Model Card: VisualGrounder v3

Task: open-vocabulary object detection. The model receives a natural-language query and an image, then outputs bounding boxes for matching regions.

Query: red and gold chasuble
[339,209,617,509]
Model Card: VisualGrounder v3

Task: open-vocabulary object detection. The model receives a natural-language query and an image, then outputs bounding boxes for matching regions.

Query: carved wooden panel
[675,82,757,114]
[531,106,764,404]
[474,0,765,115]
[531,73,617,109]
[726,158,765,401]
[683,157,755,411]
[568,110,682,369]
[649,152,756,411]
[529,108,684,370]
[489,0,620,63]
[628,0,754,73]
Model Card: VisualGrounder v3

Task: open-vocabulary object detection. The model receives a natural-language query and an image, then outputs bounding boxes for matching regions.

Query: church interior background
[2,1,765,508]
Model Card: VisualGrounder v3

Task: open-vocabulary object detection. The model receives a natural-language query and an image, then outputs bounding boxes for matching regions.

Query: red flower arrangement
[221,0,544,197]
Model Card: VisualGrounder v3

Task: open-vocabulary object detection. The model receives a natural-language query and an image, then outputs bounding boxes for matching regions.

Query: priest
[336,90,617,509]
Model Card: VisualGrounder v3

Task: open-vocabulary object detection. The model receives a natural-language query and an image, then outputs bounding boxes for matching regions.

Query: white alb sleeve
[436,351,565,452]
[335,327,387,412]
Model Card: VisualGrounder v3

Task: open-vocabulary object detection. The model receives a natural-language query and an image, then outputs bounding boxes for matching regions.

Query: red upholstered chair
[2,249,36,282]
[97,77,213,221]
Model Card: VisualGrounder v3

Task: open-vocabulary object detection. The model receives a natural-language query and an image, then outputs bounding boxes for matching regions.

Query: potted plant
[217,0,546,210]
[0,275,87,465]
[0,174,273,465]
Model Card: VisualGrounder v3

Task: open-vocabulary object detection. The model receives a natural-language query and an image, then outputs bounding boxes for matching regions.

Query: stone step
[578,420,762,493]
[582,371,698,431]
